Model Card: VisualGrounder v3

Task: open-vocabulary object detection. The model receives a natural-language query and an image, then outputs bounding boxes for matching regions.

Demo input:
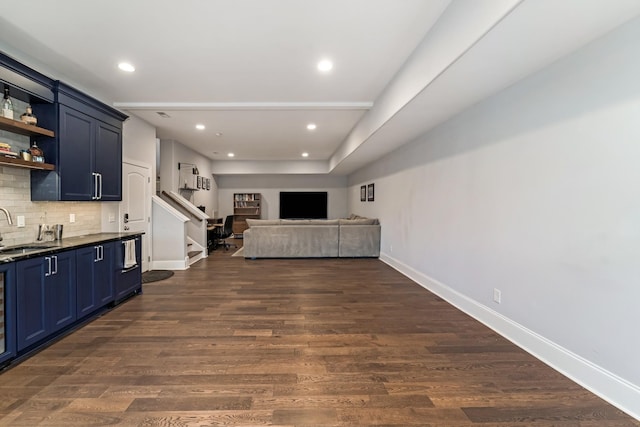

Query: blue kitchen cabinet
[76,242,114,318]
[31,81,127,201]
[58,105,94,200]
[16,250,77,352]
[95,121,122,201]
[0,263,16,365]
[16,257,47,349]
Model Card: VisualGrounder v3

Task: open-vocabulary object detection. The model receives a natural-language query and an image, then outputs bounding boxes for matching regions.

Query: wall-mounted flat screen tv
[279,191,328,219]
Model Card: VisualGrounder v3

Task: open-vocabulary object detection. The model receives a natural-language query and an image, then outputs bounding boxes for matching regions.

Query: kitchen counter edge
[0,232,144,263]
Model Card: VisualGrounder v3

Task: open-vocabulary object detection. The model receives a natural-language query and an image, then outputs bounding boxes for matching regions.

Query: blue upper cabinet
[1,52,128,201]
[31,82,128,201]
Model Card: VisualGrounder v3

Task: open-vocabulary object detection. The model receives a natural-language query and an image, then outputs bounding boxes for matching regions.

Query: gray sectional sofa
[242,217,380,259]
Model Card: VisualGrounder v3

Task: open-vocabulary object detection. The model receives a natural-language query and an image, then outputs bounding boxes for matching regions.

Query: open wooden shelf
[0,116,55,138]
[0,156,54,170]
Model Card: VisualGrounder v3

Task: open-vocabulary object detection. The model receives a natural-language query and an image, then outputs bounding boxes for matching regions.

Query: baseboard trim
[151,259,189,271]
[379,252,640,420]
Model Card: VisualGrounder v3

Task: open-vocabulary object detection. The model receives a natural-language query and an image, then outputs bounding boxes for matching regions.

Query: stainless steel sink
[0,244,55,256]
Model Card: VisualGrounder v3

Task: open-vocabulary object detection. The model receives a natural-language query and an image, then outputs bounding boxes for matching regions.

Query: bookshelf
[233,193,261,237]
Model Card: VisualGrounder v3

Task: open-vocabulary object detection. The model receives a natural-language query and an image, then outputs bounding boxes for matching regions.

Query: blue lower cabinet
[0,263,16,365]
[16,250,76,352]
[95,243,115,305]
[10,235,140,361]
[76,243,114,318]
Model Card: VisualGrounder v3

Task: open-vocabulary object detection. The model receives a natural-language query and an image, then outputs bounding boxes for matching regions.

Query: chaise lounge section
[243,217,380,259]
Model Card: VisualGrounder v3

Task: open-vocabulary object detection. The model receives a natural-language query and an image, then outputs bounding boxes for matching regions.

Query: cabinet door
[95,242,115,305]
[76,246,97,318]
[77,244,115,318]
[47,251,77,333]
[0,263,16,364]
[16,257,48,351]
[95,122,122,201]
[59,105,95,200]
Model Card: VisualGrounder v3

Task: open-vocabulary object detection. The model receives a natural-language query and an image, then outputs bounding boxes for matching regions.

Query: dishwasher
[114,236,142,302]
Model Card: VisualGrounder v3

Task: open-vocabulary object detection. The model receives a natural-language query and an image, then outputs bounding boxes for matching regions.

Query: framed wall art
[367,183,375,202]
[360,185,366,202]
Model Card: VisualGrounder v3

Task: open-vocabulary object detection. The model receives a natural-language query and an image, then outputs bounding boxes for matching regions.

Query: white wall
[216,174,348,220]
[159,139,217,217]
[101,114,157,232]
[348,17,640,415]
[123,115,157,181]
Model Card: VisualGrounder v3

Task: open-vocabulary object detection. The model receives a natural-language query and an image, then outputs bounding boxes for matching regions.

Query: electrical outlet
[17,215,25,227]
[389,244,393,252]
[69,213,76,223]
[108,213,115,223]
[493,288,502,304]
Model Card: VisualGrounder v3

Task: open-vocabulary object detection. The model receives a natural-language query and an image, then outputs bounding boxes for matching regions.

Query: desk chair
[207,218,223,252]
[215,215,237,251]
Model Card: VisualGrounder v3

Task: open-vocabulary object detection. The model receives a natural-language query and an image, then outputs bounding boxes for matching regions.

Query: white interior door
[121,161,151,272]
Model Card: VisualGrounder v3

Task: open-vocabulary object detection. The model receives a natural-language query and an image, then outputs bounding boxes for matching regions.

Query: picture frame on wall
[360,185,366,202]
[367,183,375,202]
[197,176,202,189]
[206,178,211,190]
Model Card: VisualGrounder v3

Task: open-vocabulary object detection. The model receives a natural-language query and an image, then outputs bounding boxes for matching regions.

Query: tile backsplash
[0,166,102,246]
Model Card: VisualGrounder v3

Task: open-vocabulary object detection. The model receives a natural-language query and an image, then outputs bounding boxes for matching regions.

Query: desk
[207,223,223,250]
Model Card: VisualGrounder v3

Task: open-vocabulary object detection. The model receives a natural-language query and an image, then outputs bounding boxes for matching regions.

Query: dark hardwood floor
[1,240,637,426]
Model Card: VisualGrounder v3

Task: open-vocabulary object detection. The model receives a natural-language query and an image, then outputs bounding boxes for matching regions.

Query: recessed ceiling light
[317,59,333,72]
[118,62,135,72]
[301,152,309,158]
[215,132,223,137]
[306,123,317,131]
[227,153,235,158]
[195,124,205,130]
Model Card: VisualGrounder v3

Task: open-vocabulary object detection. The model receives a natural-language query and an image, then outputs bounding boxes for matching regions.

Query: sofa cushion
[308,219,339,225]
[339,218,379,225]
[280,219,339,226]
[246,219,281,227]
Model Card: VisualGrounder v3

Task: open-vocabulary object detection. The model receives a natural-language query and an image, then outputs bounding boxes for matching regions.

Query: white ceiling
[1,0,639,175]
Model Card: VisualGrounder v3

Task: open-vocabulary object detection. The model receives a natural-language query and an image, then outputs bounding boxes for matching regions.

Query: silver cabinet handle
[94,245,105,262]
[45,257,51,277]
[92,172,98,200]
[52,255,58,275]
[98,173,103,199]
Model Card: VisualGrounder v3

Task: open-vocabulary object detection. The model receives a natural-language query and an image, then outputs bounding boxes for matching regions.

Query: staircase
[150,192,210,270]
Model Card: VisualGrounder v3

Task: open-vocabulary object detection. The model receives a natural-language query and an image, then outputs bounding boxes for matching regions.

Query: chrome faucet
[0,207,12,247]
[0,208,13,225]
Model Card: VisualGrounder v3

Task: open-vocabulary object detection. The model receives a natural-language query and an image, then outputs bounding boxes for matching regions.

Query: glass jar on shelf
[20,105,37,126]
[2,88,14,120]
[28,141,44,163]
